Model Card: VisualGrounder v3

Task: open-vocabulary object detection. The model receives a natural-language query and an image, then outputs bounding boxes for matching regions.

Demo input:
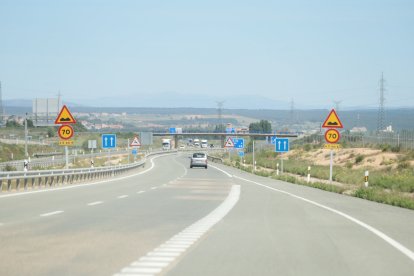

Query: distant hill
[3,98,413,131]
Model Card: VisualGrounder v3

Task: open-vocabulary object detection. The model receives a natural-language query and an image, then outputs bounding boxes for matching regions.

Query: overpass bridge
[152,132,299,148]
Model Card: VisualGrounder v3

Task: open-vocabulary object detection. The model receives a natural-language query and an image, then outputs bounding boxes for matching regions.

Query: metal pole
[281,153,284,174]
[65,146,68,169]
[24,112,28,158]
[128,139,130,164]
[252,140,255,172]
[329,150,333,184]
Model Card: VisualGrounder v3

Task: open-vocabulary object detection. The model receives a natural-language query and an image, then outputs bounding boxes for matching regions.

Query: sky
[0,0,413,109]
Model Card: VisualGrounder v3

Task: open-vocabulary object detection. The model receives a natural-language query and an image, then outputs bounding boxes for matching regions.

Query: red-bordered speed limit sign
[58,125,74,140]
[325,128,340,144]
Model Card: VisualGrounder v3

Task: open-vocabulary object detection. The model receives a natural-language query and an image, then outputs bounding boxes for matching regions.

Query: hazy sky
[0,0,413,109]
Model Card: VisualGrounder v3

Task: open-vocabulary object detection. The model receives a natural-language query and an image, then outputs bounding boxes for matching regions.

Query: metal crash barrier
[0,151,175,193]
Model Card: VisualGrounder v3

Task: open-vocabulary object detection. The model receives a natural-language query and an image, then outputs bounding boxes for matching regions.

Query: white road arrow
[110,137,114,146]
[277,141,281,150]
[283,141,287,150]
[104,137,108,147]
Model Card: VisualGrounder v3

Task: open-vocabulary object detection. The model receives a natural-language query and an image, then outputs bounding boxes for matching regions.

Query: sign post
[275,138,289,175]
[322,109,343,184]
[55,105,76,169]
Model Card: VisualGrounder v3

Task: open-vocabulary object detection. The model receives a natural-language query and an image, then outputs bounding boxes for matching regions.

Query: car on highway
[190,152,208,169]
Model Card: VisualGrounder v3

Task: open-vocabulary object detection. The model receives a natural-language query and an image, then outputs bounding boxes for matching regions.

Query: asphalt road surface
[0,153,413,276]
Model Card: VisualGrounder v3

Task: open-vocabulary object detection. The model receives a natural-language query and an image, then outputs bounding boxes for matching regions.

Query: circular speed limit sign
[325,129,340,144]
[58,125,74,140]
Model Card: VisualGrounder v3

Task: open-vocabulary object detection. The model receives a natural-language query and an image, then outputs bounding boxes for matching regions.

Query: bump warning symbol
[55,105,76,124]
[322,109,343,128]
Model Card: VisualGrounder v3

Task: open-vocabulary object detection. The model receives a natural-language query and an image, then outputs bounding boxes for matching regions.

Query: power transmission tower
[0,81,4,126]
[290,98,295,124]
[216,100,225,131]
[377,72,386,133]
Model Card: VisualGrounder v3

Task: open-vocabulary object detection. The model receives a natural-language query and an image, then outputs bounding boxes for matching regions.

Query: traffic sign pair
[55,105,76,145]
[322,109,343,145]
[224,137,244,149]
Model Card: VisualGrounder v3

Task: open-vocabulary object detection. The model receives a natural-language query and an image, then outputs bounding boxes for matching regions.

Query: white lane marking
[131,262,169,268]
[122,267,162,274]
[150,187,157,190]
[137,191,145,194]
[232,174,414,262]
[139,256,174,262]
[0,154,172,199]
[147,252,181,257]
[118,195,129,199]
[87,201,103,206]
[209,164,233,178]
[114,185,241,276]
[40,210,64,217]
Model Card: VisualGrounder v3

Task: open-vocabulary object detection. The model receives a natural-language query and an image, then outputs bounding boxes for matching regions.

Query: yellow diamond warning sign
[55,105,76,125]
[322,109,343,128]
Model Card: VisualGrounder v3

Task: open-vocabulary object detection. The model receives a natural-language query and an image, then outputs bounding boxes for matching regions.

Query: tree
[249,120,272,133]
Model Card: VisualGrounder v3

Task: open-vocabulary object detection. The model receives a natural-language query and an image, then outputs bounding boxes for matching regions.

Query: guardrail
[207,155,224,164]
[0,149,132,171]
[0,150,176,193]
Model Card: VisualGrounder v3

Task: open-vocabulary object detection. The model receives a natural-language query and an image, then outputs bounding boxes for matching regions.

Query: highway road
[0,153,413,275]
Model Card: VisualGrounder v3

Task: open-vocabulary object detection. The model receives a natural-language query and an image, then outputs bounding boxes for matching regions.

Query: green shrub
[355,155,364,164]
[354,188,414,210]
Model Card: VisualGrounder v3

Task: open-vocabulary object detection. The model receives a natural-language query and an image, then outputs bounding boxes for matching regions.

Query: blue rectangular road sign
[275,138,289,152]
[169,128,176,134]
[233,138,245,149]
[271,136,277,144]
[102,134,117,149]
[238,151,245,157]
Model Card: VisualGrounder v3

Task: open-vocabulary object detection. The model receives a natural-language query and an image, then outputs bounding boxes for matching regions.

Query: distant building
[350,127,368,133]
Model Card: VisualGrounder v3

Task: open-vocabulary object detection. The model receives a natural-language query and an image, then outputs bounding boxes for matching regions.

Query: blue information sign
[169,128,176,134]
[132,149,138,155]
[275,138,289,152]
[233,138,245,149]
[102,134,117,149]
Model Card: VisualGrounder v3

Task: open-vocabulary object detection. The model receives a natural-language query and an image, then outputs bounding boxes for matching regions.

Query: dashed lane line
[118,195,129,199]
[87,201,103,206]
[137,191,145,194]
[40,210,64,217]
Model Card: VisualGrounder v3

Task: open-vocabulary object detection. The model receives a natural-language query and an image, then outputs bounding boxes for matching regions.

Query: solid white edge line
[209,164,233,178]
[0,154,173,199]
[40,210,64,217]
[232,174,414,262]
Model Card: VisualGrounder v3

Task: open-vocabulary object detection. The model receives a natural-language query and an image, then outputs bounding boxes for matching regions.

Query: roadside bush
[354,187,414,210]
[355,155,364,164]
[4,164,17,171]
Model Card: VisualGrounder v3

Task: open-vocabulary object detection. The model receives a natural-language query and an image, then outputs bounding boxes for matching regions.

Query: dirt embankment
[286,148,404,169]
